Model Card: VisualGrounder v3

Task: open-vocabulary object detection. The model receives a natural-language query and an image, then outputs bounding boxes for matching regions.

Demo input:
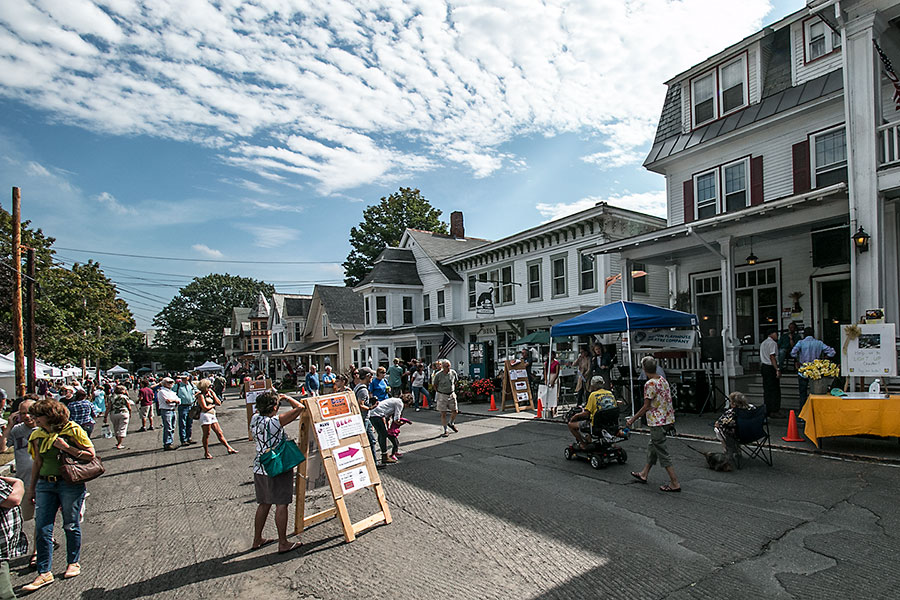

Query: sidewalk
[457,401,900,464]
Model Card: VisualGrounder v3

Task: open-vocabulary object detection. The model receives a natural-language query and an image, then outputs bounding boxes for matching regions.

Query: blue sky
[0,0,804,329]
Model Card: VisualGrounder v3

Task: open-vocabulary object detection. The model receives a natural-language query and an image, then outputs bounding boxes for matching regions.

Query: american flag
[875,41,900,111]
[437,332,459,359]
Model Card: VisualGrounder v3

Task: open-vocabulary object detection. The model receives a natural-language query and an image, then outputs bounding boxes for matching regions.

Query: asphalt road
[12,393,900,599]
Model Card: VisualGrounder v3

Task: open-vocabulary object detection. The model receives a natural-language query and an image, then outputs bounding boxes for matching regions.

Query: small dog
[687,444,733,472]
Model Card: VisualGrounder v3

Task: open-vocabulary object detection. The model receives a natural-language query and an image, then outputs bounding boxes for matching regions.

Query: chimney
[450,211,464,238]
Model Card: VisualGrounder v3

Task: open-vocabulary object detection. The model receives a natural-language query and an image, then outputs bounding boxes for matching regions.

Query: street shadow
[78,535,341,600]
[101,456,211,478]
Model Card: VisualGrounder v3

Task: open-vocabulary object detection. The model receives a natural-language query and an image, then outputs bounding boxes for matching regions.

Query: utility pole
[26,247,35,393]
[11,188,25,397]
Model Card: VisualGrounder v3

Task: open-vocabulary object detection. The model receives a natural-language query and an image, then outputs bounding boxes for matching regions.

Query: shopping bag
[101,423,113,439]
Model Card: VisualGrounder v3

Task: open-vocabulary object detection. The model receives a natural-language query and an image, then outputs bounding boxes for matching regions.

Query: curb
[456,408,900,466]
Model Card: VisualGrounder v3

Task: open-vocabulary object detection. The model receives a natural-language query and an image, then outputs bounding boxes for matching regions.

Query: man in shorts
[432,359,459,438]
[137,379,155,431]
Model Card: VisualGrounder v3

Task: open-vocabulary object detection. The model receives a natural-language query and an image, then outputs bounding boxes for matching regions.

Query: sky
[0,0,806,329]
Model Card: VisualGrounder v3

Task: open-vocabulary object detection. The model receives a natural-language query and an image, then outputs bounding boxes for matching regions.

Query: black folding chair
[734,406,773,468]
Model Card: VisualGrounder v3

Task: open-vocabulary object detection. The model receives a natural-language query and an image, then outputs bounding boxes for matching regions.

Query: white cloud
[191,243,223,258]
[0,0,774,189]
[249,199,305,213]
[240,224,299,248]
[96,191,134,215]
[536,190,667,222]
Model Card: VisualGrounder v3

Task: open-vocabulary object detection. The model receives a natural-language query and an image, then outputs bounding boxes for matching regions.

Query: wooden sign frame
[244,379,272,440]
[294,391,391,542]
[500,360,535,412]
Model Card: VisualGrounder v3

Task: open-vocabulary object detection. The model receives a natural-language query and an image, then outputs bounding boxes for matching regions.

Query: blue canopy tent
[550,301,699,414]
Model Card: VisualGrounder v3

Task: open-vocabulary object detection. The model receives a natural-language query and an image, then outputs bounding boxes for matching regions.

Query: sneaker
[391,452,403,460]
[148,426,155,430]
[23,572,54,591]
[63,563,81,579]
[137,427,146,432]
[448,423,458,433]
[415,408,420,412]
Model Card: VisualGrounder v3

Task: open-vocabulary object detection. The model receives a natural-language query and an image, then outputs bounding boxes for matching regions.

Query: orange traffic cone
[488,394,498,411]
[534,398,543,419]
[300,384,306,396]
[422,393,429,409]
[782,410,805,442]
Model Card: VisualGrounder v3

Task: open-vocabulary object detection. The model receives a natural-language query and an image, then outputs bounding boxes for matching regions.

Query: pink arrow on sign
[337,446,360,460]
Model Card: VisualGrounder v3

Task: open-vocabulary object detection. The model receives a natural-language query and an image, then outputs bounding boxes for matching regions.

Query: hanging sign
[475,281,495,315]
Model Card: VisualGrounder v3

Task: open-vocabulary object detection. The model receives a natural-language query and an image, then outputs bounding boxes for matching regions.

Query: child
[368,392,412,465]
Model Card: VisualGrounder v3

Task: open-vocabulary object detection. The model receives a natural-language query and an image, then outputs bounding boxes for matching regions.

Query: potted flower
[471,378,495,401]
[798,359,840,394]
[456,378,475,403]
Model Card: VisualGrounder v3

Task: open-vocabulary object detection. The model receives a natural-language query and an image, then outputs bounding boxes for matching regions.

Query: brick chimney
[450,211,464,238]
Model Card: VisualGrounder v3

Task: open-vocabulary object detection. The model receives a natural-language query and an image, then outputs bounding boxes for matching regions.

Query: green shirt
[433,369,458,394]
[39,445,62,477]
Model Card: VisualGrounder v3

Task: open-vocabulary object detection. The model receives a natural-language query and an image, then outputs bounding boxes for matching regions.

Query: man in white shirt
[759,329,781,417]
[156,378,180,450]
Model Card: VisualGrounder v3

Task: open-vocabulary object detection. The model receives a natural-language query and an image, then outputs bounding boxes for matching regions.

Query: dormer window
[691,53,748,128]
[805,18,840,62]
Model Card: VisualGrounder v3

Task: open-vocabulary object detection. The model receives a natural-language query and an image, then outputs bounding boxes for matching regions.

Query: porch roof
[583,183,848,261]
[270,340,337,357]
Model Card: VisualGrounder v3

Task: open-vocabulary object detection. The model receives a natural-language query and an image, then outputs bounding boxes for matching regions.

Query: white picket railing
[878,120,900,167]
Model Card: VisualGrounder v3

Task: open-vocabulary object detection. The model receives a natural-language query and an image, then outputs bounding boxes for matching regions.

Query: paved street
[11,392,900,600]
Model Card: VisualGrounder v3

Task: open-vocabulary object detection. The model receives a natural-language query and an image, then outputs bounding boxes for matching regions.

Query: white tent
[194,360,224,373]
[106,365,129,375]
[3,352,63,378]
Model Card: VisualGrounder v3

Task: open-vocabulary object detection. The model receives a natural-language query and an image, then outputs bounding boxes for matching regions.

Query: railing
[878,120,900,167]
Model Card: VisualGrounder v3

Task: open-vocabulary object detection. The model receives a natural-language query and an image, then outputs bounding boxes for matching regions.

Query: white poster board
[841,323,897,377]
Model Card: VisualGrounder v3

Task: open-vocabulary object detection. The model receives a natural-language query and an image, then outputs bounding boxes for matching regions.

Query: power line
[55,246,342,265]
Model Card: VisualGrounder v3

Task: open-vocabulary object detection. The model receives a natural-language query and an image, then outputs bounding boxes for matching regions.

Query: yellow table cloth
[799,394,900,448]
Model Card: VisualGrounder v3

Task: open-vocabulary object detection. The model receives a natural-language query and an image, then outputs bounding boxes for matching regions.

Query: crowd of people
[0,369,234,596]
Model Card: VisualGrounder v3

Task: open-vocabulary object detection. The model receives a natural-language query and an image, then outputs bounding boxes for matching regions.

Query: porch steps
[741,377,803,411]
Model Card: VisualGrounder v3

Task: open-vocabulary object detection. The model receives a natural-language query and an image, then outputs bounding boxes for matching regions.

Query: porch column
[666,265,678,309]
[718,236,734,395]
[622,257,633,302]
[843,13,887,321]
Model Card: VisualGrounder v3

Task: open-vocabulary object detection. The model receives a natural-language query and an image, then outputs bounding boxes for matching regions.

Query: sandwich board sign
[294,391,391,542]
[500,359,535,413]
[243,379,271,440]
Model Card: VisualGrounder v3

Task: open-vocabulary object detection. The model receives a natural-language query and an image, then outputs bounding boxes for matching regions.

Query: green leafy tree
[343,187,448,286]
[153,274,275,370]
[0,208,135,367]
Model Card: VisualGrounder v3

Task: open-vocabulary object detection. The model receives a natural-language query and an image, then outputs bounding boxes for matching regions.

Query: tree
[0,208,136,367]
[343,187,448,286]
[153,274,275,370]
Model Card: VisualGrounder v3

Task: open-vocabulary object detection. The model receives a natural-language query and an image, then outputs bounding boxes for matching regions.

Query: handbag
[59,451,105,483]
[189,402,202,420]
[257,421,305,477]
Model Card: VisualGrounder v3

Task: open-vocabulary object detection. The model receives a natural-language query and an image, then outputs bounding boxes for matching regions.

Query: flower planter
[809,378,831,395]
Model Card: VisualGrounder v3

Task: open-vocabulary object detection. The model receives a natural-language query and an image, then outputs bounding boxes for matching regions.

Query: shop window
[527,259,542,301]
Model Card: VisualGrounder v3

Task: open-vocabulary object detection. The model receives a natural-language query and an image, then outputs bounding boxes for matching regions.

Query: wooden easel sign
[500,360,535,412]
[294,391,391,542]
[244,379,271,440]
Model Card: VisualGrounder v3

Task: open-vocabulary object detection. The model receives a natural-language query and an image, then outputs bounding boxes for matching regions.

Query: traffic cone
[300,384,306,396]
[781,410,805,442]
[534,398,543,419]
[488,394,498,411]
[422,393,429,409]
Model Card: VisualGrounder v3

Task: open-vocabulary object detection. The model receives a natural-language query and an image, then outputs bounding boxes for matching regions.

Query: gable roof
[316,285,364,326]
[231,307,251,329]
[249,292,270,319]
[357,247,422,287]
[404,229,490,282]
[284,296,312,318]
